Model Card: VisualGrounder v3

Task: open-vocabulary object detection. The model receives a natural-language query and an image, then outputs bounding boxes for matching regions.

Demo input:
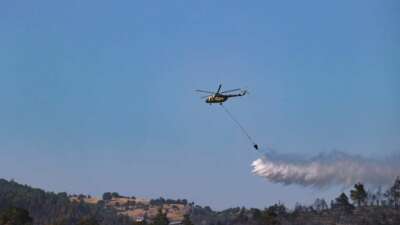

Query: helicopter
[196,84,247,105]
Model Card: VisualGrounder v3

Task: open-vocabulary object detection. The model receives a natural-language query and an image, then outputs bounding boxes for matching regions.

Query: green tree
[250,208,262,221]
[233,207,248,224]
[0,207,33,225]
[260,207,280,225]
[182,214,194,225]
[312,198,328,212]
[102,192,112,201]
[350,183,367,207]
[385,176,400,208]
[111,192,120,198]
[333,193,354,214]
[77,217,99,225]
[151,209,169,225]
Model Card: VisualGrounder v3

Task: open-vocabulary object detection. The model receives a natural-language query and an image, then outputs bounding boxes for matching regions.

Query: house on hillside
[132,211,147,223]
[135,216,145,223]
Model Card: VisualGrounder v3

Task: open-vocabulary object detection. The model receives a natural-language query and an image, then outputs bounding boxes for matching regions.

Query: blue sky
[0,1,399,209]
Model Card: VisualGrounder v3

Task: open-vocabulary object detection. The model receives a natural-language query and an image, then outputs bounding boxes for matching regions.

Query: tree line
[0,179,132,225]
[0,179,194,225]
[189,177,400,225]
[1,177,400,225]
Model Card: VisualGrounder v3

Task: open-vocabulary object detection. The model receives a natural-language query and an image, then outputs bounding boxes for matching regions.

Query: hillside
[0,179,193,225]
[70,195,191,222]
[0,179,132,225]
[1,178,400,225]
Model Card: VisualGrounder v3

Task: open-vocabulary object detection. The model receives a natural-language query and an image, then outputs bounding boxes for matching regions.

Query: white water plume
[252,150,400,188]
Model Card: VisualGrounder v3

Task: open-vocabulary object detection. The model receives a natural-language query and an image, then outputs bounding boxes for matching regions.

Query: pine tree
[261,207,280,225]
[313,198,328,212]
[333,193,354,214]
[350,183,367,207]
[385,176,400,208]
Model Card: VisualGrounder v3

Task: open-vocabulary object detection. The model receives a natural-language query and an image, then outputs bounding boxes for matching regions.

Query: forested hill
[0,179,132,225]
[1,178,400,225]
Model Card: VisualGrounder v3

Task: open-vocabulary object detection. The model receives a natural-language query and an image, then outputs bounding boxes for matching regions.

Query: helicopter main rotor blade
[201,95,209,99]
[195,90,214,94]
[221,88,241,93]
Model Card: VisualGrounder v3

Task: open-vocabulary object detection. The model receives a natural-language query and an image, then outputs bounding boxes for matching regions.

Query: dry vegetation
[70,196,190,222]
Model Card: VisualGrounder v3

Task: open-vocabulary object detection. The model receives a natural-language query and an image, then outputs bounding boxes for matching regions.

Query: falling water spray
[252,150,400,188]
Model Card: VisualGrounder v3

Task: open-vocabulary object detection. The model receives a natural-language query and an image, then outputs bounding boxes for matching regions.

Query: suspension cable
[221,104,259,150]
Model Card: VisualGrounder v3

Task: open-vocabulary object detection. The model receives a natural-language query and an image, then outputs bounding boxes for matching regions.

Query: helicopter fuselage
[205,94,228,104]
[205,92,246,104]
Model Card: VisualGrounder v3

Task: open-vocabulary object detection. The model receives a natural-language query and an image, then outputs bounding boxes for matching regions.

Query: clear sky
[0,0,399,210]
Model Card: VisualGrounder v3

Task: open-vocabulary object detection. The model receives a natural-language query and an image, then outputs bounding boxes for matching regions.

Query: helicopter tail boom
[226,90,247,98]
